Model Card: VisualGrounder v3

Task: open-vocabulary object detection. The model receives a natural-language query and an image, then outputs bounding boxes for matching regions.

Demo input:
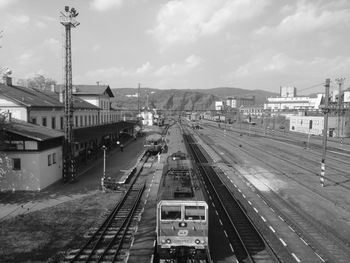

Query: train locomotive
[156,150,209,262]
[144,133,165,155]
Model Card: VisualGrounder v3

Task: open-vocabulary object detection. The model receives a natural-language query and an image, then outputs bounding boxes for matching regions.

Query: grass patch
[0,191,121,262]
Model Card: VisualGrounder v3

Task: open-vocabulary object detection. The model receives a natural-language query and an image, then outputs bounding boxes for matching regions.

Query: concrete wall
[39,147,63,190]
[289,116,338,136]
[0,146,63,191]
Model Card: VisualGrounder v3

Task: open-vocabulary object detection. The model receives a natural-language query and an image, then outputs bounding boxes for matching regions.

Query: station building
[0,80,135,191]
[264,86,323,112]
[0,118,64,191]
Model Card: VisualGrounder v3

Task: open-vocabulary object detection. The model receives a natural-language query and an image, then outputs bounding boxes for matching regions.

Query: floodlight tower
[60,6,80,181]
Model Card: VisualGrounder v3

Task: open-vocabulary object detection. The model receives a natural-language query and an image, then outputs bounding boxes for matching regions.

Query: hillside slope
[111,87,276,111]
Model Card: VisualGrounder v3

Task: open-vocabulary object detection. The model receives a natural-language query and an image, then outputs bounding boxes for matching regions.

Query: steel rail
[97,184,145,262]
[185,133,281,263]
[69,153,149,262]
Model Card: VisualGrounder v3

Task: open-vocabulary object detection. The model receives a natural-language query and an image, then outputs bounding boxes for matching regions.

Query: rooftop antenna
[60,6,80,182]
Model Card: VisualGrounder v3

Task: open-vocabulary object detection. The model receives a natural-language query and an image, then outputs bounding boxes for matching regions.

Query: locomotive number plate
[178,230,188,236]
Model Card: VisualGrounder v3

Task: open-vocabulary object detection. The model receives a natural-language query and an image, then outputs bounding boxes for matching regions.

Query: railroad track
[185,134,281,263]
[199,125,350,262]
[64,153,150,263]
[205,124,350,192]
[65,183,145,263]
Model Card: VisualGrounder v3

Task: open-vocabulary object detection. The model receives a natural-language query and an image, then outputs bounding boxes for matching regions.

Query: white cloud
[42,38,60,54]
[16,51,35,66]
[92,45,101,52]
[35,21,47,29]
[256,2,350,37]
[76,56,202,84]
[230,51,350,85]
[149,0,269,48]
[0,0,17,9]
[154,55,203,77]
[135,62,152,74]
[90,0,123,12]
[12,14,30,24]
[77,62,153,82]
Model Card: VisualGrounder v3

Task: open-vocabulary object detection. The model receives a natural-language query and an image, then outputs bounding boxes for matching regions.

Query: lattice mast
[60,6,79,181]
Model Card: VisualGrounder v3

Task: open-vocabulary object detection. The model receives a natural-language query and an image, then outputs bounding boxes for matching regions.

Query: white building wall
[78,96,99,107]
[0,146,63,191]
[30,109,63,129]
[0,97,28,121]
[215,101,224,111]
[39,146,63,190]
[289,116,338,136]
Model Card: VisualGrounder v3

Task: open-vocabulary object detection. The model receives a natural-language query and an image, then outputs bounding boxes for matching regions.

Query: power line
[298,82,325,93]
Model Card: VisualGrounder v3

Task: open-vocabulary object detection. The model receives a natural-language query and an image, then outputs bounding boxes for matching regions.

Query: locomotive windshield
[161,205,181,220]
[184,206,206,220]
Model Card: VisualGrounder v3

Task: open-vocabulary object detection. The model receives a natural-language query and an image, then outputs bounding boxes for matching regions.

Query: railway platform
[0,137,145,221]
[128,123,182,262]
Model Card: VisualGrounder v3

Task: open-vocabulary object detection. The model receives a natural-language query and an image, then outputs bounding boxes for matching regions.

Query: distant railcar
[156,151,208,261]
[144,133,165,154]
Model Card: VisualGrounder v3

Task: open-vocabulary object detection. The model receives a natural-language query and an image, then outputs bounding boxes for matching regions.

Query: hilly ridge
[111,87,277,111]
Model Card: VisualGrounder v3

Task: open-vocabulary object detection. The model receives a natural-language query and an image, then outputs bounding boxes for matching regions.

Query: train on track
[144,133,166,154]
[156,150,209,262]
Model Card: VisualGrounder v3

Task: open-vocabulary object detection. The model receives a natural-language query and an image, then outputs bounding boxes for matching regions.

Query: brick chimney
[3,76,12,86]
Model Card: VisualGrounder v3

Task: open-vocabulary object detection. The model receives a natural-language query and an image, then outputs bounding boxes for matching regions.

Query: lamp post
[102,145,107,179]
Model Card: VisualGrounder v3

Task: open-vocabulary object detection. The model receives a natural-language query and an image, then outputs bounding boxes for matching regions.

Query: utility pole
[321,78,330,187]
[335,77,345,138]
[60,6,80,182]
[138,83,141,119]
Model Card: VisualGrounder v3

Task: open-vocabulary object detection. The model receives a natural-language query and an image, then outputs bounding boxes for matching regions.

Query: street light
[102,145,107,179]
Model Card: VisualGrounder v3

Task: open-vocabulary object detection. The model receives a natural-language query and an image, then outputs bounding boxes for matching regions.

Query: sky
[0,0,350,94]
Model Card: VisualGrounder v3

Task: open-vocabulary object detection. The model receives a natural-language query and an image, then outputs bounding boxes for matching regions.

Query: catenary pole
[321,78,330,187]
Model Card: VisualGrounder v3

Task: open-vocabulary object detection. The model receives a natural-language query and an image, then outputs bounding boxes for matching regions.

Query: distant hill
[111,87,277,111]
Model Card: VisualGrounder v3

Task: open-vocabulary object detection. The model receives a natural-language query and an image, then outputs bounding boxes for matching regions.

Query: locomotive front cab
[156,201,208,259]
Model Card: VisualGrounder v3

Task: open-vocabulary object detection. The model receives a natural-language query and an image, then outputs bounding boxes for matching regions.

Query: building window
[80,116,83,126]
[52,153,56,164]
[48,154,52,166]
[75,116,78,127]
[51,117,56,129]
[31,117,37,124]
[12,158,21,170]
[60,117,64,130]
[89,115,91,126]
[84,116,87,126]
[42,117,47,127]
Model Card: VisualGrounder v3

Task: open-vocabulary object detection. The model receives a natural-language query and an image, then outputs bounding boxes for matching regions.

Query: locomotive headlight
[200,240,206,244]
[161,239,166,244]
[179,222,187,227]
[195,239,200,244]
[166,239,171,244]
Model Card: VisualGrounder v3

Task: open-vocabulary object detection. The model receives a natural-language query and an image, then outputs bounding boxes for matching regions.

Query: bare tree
[17,74,56,91]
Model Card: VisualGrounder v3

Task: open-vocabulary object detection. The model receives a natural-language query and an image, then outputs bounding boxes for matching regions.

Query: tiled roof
[56,84,114,98]
[3,119,64,141]
[0,83,63,108]
[35,89,100,110]
[0,84,99,110]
